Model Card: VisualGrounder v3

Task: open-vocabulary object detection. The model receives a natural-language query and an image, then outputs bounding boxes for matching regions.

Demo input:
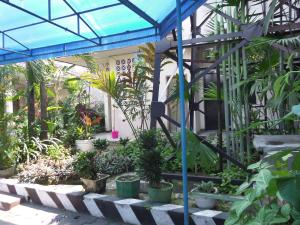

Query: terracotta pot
[0,166,15,178]
[81,174,109,193]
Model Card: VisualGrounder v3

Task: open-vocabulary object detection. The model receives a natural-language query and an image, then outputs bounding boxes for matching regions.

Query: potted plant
[73,151,109,193]
[191,181,218,209]
[93,138,108,152]
[75,123,95,152]
[116,174,140,198]
[137,130,173,203]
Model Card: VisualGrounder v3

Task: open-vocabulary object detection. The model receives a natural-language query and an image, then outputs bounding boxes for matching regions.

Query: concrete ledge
[0,179,228,225]
[0,192,25,211]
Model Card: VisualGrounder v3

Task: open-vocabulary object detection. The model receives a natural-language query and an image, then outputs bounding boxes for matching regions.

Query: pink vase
[111,130,119,139]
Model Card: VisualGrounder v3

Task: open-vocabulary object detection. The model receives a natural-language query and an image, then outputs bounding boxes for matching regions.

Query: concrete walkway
[0,202,127,225]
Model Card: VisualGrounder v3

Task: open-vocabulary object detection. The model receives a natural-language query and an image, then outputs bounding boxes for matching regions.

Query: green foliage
[0,136,17,169]
[46,145,69,161]
[175,130,218,173]
[213,167,247,194]
[93,139,108,151]
[16,137,62,164]
[119,137,130,147]
[204,83,224,101]
[73,151,97,179]
[194,181,216,193]
[116,141,140,166]
[76,126,93,140]
[225,150,300,225]
[95,150,134,176]
[137,130,163,187]
[161,147,182,172]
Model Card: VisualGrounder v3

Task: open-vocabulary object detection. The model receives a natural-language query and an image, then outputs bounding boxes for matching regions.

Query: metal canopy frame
[0,0,206,65]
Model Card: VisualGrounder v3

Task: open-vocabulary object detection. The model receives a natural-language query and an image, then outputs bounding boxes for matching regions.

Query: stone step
[0,192,25,211]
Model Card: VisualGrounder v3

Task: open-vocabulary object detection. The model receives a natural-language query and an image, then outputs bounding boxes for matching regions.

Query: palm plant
[81,70,139,138]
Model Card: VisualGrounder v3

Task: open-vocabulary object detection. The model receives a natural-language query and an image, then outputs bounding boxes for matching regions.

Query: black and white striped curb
[0,179,227,225]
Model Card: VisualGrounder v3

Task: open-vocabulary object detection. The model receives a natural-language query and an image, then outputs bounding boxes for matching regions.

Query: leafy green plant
[194,181,216,193]
[46,145,69,161]
[76,126,93,140]
[137,130,163,188]
[94,151,133,176]
[116,141,140,166]
[225,150,300,225]
[213,167,247,195]
[73,151,98,179]
[161,147,182,172]
[93,138,108,151]
[175,130,218,174]
[119,137,130,147]
[0,137,17,170]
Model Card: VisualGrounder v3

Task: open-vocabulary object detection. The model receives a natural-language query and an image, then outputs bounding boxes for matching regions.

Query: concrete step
[0,192,25,211]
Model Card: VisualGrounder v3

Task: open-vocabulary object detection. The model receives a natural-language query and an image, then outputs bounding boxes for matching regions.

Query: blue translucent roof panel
[0,0,206,65]
[67,0,120,12]
[130,0,183,23]
[80,5,152,36]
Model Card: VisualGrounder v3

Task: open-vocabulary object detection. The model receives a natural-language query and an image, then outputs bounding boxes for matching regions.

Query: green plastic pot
[116,175,140,198]
[148,182,173,203]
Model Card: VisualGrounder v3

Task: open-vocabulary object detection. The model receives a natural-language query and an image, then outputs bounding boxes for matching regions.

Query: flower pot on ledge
[191,187,218,209]
[75,139,95,152]
[116,175,140,198]
[0,166,15,178]
[81,174,110,193]
[148,181,173,203]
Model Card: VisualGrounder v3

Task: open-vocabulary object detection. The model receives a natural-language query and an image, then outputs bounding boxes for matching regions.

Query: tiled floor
[0,202,127,225]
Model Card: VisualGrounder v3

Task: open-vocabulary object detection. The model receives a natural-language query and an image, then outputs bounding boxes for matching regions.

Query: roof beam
[62,0,101,40]
[0,47,30,56]
[118,0,159,27]
[0,0,100,46]
[4,3,122,33]
[0,31,30,51]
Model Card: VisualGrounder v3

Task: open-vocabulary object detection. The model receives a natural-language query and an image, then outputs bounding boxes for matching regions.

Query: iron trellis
[150,0,300,173]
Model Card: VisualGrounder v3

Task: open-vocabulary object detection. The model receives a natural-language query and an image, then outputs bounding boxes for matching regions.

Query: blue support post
[175,1,189,225]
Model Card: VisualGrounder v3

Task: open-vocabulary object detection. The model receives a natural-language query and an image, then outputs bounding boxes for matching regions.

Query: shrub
[212,167,247,194]
[46,145,70,161]
[194,181,216,193]
[119,137,129,147]
[95,150,134,176]
[225,150,300,225]
[73,151,98,179]
[17,155,76,185]
[161,147,181,172]
[63,126,79,146]
[93,138,109,151]
[137,130,163,188]
[116,141,140,166]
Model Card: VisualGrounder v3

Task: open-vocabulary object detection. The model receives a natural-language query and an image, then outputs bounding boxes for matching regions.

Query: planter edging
[0,178,228,225]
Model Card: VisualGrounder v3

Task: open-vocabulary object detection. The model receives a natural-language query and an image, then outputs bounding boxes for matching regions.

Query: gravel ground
[0,202,127,225]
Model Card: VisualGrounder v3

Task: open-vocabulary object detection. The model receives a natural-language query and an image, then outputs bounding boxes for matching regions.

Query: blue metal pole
[175,1,189,225]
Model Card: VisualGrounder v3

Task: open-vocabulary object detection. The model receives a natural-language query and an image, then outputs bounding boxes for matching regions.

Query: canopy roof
[0,0,205,65]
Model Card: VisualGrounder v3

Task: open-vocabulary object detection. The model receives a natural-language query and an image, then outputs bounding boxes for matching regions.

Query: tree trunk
[40,80,48,140]
[0,93,7,143]
[26,63,35,139]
